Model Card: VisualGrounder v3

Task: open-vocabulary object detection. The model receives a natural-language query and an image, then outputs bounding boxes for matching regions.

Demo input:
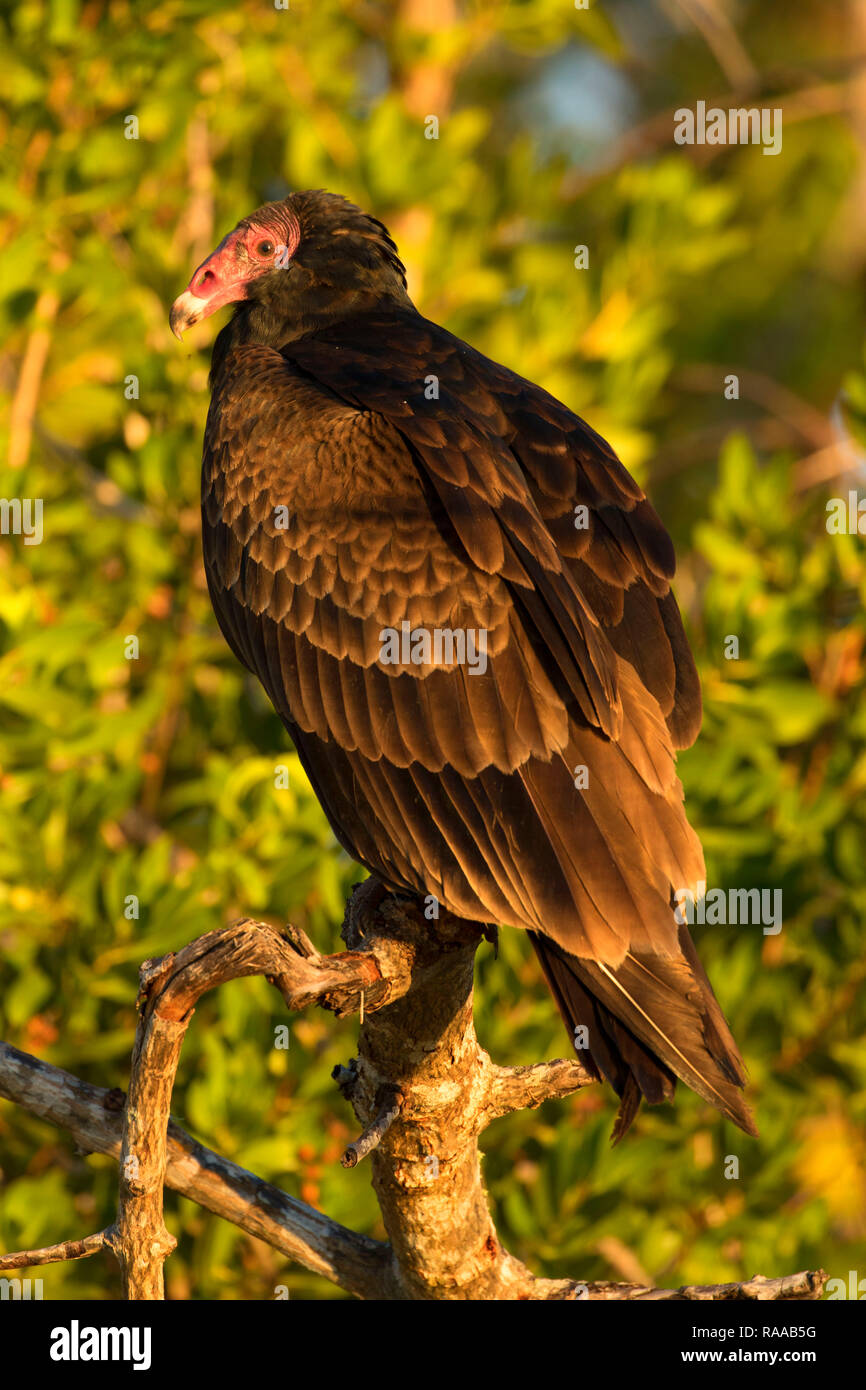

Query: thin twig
[341,1086,404,1167]
[486,1057,596,1120]
[8,284,62,469]
[0,1230,110,1270]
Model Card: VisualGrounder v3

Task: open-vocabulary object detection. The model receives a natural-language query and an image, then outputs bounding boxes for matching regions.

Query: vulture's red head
[170,190,409,344]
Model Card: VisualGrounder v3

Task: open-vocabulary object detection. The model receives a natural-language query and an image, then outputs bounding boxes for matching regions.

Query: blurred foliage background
[1,0,865,1301]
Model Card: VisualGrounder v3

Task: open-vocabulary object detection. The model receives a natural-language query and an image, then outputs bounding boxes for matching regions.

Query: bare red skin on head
[171,207,301,336]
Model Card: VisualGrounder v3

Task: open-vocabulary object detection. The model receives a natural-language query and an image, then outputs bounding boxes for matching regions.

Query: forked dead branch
[0,879,824,1302]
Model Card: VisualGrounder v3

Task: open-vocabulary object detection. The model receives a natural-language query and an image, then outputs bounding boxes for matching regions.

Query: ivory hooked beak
[170,289,208,340]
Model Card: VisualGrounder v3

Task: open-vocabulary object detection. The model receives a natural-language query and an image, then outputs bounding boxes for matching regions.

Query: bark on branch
[0,1041,392,1298]
[0,881,826,1302]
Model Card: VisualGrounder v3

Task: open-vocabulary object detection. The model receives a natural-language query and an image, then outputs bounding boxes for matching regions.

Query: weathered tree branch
[0,1230,111,1269]
[486,1058,595,1120]
[0,1040,392,1298]
[0,881,826,1301]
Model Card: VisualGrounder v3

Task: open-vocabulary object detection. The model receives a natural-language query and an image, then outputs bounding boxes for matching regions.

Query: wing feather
[199,313,748,1137]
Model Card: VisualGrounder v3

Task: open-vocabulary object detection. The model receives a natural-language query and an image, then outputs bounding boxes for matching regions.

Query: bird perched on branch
[171,190,756,1140]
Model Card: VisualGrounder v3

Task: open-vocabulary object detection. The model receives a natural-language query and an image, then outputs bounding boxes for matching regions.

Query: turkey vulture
[171,190,756,1140]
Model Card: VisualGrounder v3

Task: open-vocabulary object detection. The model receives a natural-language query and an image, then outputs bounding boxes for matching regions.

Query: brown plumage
[171,189,756,1140]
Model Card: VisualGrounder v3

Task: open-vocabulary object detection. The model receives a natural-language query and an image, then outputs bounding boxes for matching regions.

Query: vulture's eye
[256,240,275,257]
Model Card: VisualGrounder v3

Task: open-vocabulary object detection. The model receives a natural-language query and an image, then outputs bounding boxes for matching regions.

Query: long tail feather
[530,930,757,1140]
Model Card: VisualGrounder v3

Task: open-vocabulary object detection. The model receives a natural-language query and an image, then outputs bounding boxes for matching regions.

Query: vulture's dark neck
[210,272,414,379]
